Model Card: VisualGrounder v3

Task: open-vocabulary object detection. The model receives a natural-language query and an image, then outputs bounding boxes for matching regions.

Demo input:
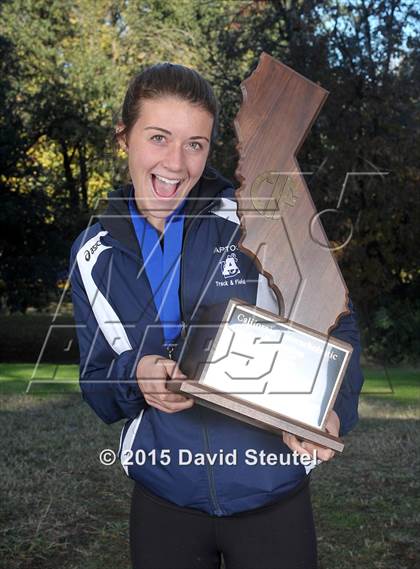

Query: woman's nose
[162,143,184,173]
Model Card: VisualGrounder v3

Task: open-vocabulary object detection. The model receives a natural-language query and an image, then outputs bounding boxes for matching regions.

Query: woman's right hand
[136,355,194,413]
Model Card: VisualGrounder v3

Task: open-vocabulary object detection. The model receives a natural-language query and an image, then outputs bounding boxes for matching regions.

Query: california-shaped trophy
[171,53,353,453]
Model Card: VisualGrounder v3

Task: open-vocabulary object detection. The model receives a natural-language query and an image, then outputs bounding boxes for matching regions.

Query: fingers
[282,433,335,462]
[301,440,335,461]
[144,394,194,414]
[141,378,193,411]
[282,433,309,456]
[161,359,187,381]
[325,409,340,437]
[160,359,189,396]
[140,378,187,400]
[137,356,193,413]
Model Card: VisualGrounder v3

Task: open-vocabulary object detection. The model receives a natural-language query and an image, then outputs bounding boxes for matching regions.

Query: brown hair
[117,62,219,144]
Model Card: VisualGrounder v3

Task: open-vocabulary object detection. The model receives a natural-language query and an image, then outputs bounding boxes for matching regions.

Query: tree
[0,0,418,361]
[196,0,420,360]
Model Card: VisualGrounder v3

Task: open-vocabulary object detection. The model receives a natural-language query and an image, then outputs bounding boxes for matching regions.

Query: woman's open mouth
[151,174,183,199]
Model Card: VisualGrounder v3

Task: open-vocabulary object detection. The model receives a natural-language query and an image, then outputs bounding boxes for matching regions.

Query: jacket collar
[100,165,234,255]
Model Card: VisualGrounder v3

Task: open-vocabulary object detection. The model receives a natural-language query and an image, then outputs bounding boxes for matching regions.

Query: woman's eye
[151,134,165,143]
[188,141,202,151]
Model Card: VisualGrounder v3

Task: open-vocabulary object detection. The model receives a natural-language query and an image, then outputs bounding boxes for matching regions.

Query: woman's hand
[282,410,340,462]
[136,355,194,413]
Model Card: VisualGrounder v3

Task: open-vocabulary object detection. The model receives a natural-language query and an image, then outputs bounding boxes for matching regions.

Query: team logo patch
[214,245,246,287]
[220,253,241,278]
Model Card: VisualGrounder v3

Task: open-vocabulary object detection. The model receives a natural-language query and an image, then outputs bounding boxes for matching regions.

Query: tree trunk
[78,143,88,209]
[60,139,78,210]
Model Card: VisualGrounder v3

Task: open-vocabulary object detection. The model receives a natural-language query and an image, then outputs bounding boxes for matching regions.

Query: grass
[0,365,419,568]
[0,393,131,569]
[1,363,418,401]
[312,398,419,569]
[360,368,419,405]
[0,364,79,395]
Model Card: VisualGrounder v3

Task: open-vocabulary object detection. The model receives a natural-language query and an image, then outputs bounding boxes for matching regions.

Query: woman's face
[122,96,213,231]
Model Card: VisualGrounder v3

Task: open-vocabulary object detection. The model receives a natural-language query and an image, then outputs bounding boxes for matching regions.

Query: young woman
[70,62,364,569]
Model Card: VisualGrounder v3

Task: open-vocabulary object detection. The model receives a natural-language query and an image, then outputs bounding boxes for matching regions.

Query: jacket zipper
[200,409,223,515]
[180,199,223,515]
[179,200,217,333]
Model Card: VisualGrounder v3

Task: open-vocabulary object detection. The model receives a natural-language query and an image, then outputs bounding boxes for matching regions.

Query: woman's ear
[115,123,128,152]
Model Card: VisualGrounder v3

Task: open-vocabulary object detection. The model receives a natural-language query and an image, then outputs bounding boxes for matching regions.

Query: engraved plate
[175,298,352,453]
[195,301,351,430]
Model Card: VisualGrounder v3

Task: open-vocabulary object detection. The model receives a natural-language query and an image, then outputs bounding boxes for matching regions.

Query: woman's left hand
[282,410,340,462]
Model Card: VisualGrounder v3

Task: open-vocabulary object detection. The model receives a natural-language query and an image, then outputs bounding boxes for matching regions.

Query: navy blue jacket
[70,167,364,516]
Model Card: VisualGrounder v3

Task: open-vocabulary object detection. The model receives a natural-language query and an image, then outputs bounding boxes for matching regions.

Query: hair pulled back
[118,62,219,144]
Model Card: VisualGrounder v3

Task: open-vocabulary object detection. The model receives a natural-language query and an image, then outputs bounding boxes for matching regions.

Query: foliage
[0,0,418,360]
[365,282,420,364]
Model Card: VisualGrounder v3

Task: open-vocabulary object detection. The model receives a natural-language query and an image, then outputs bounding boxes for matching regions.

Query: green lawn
[360,368,419,404]
[1,363,418,402]
[0,363,79,394]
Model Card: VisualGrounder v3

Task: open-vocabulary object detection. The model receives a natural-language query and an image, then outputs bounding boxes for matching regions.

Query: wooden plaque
[234,52,349,332]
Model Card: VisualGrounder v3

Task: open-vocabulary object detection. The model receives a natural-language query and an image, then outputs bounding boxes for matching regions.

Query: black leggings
[130,482,318,569]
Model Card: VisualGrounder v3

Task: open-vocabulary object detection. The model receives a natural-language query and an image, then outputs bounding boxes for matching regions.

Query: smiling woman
[115,64,217,233]
[69,62,364,569]
[117,96,213,232]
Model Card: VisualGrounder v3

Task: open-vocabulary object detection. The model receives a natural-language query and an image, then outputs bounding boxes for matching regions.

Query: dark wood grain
[234,52,350,334]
